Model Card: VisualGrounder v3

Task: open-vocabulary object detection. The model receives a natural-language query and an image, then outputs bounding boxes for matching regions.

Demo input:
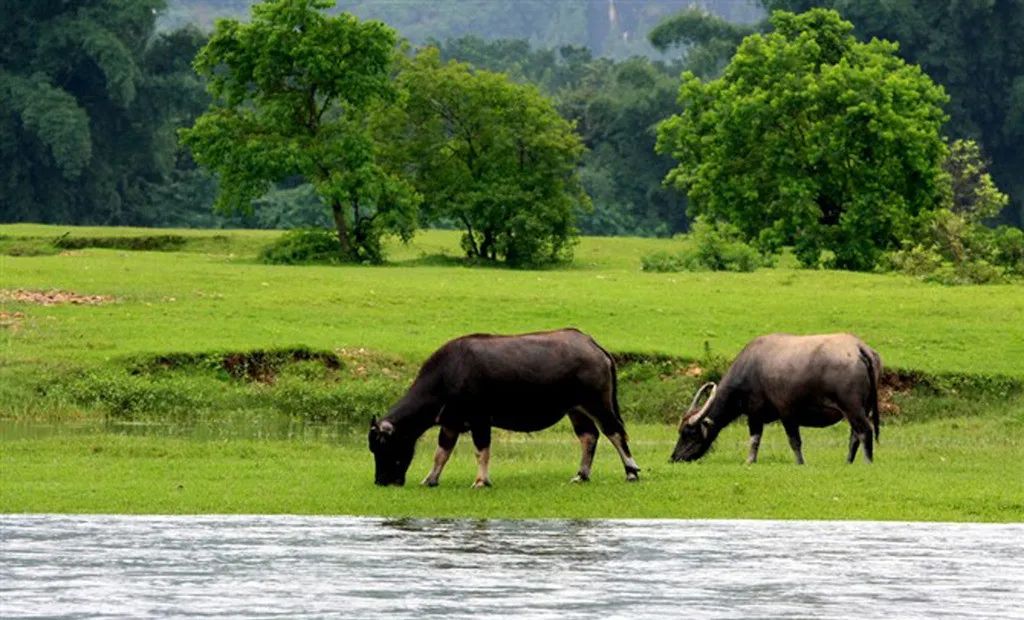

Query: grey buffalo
[671,333,881,464]
[369,328,641,487]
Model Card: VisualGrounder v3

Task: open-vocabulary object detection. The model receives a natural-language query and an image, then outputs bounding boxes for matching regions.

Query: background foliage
[2,0,1021,268]
[179,0,418,263]
[657,9,951,271]
[382,48,588,266]
[0,0,209,226]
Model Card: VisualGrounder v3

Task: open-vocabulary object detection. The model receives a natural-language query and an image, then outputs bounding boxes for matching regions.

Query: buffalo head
[670,382,717,462]
[368,418,415,486]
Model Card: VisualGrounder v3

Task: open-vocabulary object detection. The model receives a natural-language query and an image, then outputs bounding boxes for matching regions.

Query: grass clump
[259,228,343,265]
[53,234,189,252]
[133,347,343,383]
[0,236,60,256]
[642,218,771,273]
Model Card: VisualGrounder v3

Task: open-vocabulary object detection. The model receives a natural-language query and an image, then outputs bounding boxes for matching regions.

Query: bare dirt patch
[336,347,407,379]
[0,289,115,306]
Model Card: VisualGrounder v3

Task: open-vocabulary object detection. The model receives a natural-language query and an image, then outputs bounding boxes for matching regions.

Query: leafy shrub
[881,246,1006,285]
[990,226,1024,275]
[878,142,1021,285]
[879,244,945,278]
[642,217,771,272]
[259,228,343,265]
[881,210,1023,284]
[641,251,688,272]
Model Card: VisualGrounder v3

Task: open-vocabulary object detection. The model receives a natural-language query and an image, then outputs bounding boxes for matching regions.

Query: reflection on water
[2,516,1022,619]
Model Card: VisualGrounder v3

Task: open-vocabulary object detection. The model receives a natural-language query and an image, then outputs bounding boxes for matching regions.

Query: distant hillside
[162,0,764,58]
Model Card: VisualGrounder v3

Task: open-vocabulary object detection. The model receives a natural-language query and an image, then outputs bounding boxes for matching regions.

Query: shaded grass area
[2,415,1021,521]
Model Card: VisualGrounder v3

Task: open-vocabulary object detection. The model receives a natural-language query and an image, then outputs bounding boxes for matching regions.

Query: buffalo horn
[688,382,717,413]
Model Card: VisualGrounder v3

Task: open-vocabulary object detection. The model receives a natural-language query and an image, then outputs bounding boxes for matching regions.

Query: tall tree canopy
[0,0,207,224]
[648,7,758,78]
[560,56,684,236]
[180,0,417,262]
[433,37,685,237]
[764,1,1023,225]
[652,1,1023,226]
[382,48,588,266]
[657,9,950,270]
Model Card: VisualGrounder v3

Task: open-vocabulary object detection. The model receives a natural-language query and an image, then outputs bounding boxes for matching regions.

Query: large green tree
[433,37,685,237]
[180,0,417,262]
[763,0,1024,227]
[0,0,207,224]
[383,48,588,267]
[657,9,949,270]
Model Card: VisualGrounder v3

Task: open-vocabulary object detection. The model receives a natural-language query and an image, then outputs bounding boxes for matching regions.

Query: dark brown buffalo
[671,333,881,464]
[369,328,641,487]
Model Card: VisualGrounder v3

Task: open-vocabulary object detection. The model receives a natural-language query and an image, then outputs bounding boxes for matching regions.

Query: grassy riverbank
[1,225,1022,521]
[3,415,1021,521]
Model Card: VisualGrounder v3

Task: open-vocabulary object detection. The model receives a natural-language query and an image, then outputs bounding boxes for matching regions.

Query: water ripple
[1,515,1022,619]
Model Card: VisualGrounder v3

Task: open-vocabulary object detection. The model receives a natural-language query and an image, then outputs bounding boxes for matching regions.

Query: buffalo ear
[369,416,377,429]
[700,418,713,439]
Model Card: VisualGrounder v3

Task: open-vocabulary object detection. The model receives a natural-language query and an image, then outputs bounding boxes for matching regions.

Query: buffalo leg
[746,416,764,464]
[568,408,599,482]
[847,430,861,463]
[470,424,492,488]
[606,432,640,482]
[422,426,460,487]
[846,412,873,464]
[782,420,804,465]
[583,398,640,482]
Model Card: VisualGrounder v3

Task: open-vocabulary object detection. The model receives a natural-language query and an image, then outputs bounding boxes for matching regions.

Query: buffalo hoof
[571,474,590,483]
[625,471,640,482]
[471,478,492,489]
[421,478,439,487]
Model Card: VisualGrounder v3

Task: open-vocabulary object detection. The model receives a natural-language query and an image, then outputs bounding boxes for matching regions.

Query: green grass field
[1,224,1022,521]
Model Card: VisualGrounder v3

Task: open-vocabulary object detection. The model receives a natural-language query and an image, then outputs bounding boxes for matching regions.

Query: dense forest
[2,0,1021,247]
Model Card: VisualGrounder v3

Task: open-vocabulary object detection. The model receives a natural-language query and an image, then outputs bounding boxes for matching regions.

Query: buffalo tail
[858,346,880,441]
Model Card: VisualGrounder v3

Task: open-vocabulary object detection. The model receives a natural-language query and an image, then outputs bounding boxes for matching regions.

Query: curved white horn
[688,382,717,412]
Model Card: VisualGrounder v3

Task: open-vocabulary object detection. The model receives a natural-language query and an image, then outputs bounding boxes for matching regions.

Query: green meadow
[1,224,1022,521]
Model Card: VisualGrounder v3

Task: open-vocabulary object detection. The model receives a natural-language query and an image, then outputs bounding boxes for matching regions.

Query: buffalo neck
[702,385,743,433]
[383,380,442,441]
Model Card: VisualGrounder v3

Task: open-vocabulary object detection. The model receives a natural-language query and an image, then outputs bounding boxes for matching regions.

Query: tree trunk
[331,199,352,259]
[459,214,480,258]
[480,229,495,261]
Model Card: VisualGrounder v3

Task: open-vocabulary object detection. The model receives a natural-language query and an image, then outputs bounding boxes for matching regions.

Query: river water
[1,515,1021,619]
